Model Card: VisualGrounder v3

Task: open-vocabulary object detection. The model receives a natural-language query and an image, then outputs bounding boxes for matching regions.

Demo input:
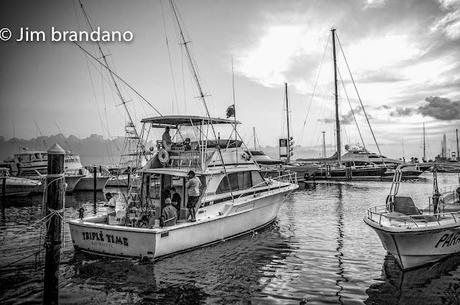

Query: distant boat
[0,168,41,197]
[2,149,105,192]
[364,165,460,270]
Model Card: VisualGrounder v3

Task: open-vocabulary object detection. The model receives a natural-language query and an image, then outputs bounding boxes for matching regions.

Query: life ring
[241,152,251,161]
[158,149,169,164]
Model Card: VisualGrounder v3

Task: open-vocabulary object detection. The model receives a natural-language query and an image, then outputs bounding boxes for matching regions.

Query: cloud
[431,0,460,39]
[319,106,367,125]
[418,96,460,120]
[364,0,386,9]
[390,107,416,117]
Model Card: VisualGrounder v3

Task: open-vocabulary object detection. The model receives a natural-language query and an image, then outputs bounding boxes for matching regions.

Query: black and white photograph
[1,0,460,304]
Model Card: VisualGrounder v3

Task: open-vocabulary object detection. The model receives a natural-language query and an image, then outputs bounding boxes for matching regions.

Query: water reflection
[2,174,460,304]
[366,254,460,305]
[335,184,347,305]
[62,223,293,304]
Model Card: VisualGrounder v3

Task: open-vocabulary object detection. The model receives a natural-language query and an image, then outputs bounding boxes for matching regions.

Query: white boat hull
[69,186,295,259]
[65,175,84,193]
[106,175,141,188]
[74,176,109,191]
[365,218,460,270]
[2,177,41,197]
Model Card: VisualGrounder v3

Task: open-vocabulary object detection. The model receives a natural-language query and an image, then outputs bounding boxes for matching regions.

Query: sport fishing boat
[69,115,298,259]
[364,165,460,270]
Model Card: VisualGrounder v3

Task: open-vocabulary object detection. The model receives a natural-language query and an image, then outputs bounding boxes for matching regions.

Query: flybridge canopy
[141,115,241,127]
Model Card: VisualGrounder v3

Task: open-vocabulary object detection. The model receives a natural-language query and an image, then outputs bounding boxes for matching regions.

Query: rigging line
[336,34,382,156]
[84,53,115,161]
[337,68,366,149]
[299,36,330,145]
[73,41,163,117]
[160,0,180,114]
[170,0,235,201]
[78,0,141,144]
[54,121,73,151]
[33,120,48,150]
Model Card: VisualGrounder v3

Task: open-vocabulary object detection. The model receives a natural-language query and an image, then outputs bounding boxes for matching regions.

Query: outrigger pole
[78,1,161,167]
[169,0,235,200]
[232,57,238,165]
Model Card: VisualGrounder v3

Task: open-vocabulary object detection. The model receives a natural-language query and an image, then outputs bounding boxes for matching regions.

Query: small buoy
[299,298,307,305]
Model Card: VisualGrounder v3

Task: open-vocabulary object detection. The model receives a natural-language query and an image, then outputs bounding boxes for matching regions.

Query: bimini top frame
[141,115,241,128]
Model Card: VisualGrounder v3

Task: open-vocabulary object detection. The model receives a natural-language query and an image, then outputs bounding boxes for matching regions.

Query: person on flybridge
[162,127,172,150]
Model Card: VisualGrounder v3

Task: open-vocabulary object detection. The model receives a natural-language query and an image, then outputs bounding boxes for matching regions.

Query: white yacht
[69,116,298,259]
[0,168,42,197]
[364,165,460,270]
[2,150,95,193]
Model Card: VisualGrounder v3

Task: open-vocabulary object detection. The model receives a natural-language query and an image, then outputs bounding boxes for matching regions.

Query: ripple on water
[1,173,460,304]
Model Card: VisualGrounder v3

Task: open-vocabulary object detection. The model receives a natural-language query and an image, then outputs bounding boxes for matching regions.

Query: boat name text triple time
[16,27,133,42]
[82,231,129,247]
[435,232,460,248]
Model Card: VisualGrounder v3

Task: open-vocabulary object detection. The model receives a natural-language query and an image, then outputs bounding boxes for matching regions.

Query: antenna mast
[285,82,291,163]
[253,127,257,150]
[322,131,326,158]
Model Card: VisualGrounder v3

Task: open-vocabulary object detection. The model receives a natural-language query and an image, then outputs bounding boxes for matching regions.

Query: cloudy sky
[1,0,459,160]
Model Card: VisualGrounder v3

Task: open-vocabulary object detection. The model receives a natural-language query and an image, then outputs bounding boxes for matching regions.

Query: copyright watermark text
[0,26,133,42]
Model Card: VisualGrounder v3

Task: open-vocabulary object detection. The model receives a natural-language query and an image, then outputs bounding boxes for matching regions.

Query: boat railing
[236,171,297,200]
[366,205,460,228]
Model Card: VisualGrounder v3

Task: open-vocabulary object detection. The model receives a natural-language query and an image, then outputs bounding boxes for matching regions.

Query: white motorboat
[73,171,110,191]
[2,150,95,193]
[364,165,460,270]
[69,115,298,259]
[0,168,42,197]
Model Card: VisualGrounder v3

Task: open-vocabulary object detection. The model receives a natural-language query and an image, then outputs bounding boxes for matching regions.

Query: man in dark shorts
[170,186,181,214]
[186,170,201,222]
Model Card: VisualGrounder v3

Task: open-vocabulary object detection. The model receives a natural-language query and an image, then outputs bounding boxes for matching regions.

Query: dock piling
[43,143,65,305]
[93,166,97,214]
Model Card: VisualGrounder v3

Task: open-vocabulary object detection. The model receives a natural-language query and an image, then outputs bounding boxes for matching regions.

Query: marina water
[1,173,459,304]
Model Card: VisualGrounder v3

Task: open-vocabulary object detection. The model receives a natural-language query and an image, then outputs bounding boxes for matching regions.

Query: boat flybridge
[364,164,460,270]
[69,115,299,259]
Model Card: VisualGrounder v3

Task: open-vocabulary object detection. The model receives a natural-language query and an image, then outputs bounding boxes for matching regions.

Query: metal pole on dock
[2,177,5,199]
[456,128,459,161]
[43,143,65,305]
[93,166,97,214]
[127,166,131,189]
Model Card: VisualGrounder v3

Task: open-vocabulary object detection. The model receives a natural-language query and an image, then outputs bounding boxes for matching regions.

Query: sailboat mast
[332,28,341,162]
[423,122,426,161]
[285,82,291,163]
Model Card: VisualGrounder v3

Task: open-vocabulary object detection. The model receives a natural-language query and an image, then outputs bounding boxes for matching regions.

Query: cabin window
[238,171,252,190]
[21,154,31,162]
[251,171,265,187]
[216,171,264,194]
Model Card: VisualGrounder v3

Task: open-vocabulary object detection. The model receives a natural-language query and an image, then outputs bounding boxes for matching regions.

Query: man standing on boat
[186,170,201,222]
[162,126,172,150]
